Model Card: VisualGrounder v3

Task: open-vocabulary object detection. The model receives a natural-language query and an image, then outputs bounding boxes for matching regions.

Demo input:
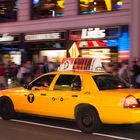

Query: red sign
[77,41,107,48]
[58,57,104,72]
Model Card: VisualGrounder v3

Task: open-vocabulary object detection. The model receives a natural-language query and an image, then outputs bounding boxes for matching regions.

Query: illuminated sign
[77,40,107,48]
[70,26,120,40]
[32,0,40,5]
[69,42,80,58]
[81,28,106,39]
[25,33,61,41]
[79,0,123,14]
[0,33,14,42]
[58,57,104,72]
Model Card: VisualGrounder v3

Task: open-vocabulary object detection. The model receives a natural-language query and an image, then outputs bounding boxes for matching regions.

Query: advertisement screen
[40,50,66,63]
[81,48,111,63]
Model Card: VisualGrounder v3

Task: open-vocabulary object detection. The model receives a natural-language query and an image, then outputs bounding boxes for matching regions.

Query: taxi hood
[0,87,25,95]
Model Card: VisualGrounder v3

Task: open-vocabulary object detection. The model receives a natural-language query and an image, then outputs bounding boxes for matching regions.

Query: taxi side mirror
[24,84,30,90]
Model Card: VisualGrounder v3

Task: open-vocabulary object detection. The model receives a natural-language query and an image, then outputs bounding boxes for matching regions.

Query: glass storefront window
[40,50,66,63]
[79,0,123,15]
[31,0,64,19]
[0,0,18,22]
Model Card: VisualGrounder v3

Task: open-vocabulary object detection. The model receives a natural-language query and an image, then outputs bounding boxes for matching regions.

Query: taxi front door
[23,74,56,115]
[24,89,49,115]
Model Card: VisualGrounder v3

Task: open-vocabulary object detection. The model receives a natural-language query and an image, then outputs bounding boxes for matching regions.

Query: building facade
[0,0,140,64]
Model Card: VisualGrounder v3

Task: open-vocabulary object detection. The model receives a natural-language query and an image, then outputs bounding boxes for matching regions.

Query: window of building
[79,0,123,15]
[0,0,18,23]
[31,0,64,19]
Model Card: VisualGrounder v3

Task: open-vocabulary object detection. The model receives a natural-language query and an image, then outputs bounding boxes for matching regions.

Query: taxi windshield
[93,75,130,90]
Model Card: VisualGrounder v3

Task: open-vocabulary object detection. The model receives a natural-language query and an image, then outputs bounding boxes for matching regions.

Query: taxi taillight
[124,95,138,108]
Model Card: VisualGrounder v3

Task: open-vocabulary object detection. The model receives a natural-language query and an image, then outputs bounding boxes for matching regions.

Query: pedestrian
[8,62,18,80]
[118,61,131,84]
[16,62,29,85]
[42,56,49,73]
[0,63,7,89]
[131,60,140,88]
[48,61,56,72]
[135,74,140,88]
[23,60,34,84]
[104,63,113,73]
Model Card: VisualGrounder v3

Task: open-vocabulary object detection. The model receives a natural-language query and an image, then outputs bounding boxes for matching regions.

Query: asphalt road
[0,115,139,140]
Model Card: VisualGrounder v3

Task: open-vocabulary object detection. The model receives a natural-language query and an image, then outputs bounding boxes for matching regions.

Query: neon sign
[25,33,61,41]
[81,28,106,39]
[32,0,40,5]
[0,33,14,42]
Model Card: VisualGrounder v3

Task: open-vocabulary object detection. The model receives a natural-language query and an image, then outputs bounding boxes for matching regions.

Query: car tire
[0,96,16,120]
[76,106,102,133]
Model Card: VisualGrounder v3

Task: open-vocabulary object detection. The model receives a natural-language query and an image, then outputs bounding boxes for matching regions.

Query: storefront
[69,25,130,63]
[23,31,67,64]
[0,25,130,65]
[0,33,22,65]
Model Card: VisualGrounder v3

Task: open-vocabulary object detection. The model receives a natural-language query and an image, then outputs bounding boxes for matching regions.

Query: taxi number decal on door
[28,94,35,103]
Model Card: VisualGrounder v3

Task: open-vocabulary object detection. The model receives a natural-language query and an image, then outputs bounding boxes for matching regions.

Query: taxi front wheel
[76,106,102,133]
[0,96,16,120]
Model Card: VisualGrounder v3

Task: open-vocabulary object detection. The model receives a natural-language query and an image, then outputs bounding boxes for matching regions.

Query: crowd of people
[0,58,140,89]
[0,58,57,89]
[104,60,140,88]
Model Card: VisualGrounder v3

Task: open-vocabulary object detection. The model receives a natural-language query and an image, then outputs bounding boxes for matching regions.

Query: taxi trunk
[97,88,140,124]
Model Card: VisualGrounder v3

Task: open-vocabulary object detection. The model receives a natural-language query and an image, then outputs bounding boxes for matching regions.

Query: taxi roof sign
[58,58,105,72]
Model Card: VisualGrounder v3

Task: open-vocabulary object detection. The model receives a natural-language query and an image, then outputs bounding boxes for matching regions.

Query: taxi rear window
[92,75,130,90]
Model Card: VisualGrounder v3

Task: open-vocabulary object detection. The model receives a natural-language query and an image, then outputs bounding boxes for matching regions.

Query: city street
[0,115,139,140]
[0,0,140,140]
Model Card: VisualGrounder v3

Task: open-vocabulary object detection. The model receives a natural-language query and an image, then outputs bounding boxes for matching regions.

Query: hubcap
[82,114,93,127]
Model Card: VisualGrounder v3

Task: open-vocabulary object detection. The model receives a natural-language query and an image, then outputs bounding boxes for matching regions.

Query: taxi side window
[54,75,81,91]
[30,74,56,89]
[93,75,129,90]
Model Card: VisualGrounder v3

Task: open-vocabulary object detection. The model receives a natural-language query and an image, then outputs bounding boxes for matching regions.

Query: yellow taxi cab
[0,58,140,133]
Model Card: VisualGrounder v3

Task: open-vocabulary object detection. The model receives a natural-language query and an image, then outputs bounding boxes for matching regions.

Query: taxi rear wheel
[0,97,16,120]
[76,106,102,133]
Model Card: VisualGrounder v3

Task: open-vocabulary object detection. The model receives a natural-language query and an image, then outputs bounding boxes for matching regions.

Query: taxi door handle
[72,95,78,97]
[40,93,46,96]
[24,94,28,96]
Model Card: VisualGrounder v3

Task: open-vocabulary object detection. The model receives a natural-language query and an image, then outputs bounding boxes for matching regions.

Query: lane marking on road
[0,117,135,140]
[93,133,135,140]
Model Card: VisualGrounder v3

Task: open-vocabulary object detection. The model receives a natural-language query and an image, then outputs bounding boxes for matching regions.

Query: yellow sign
[57,0,64,8]
[69,42,80,58]
[105,0,112,11]
[80,0,113,11]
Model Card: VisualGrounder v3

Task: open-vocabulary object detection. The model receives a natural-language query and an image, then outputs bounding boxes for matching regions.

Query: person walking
[16,62,29,85]
[131,60,140,87]
[42,56,49,73]
[118,62,131,84]
[0,63,7,89]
